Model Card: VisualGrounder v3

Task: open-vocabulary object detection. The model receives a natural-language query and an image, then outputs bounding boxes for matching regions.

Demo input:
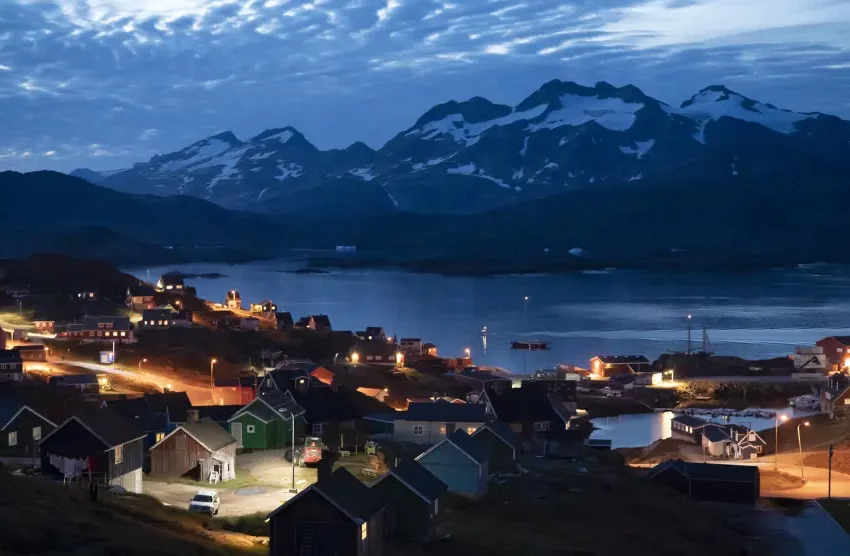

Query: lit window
[8,431,17,446]
[533,421,550,432]
[114,444,123,464]
[361,523,368,541]
[120,332,126,337]
[413,425,424,436]
[155,432,165,443]
[246,425,256,433]
[466,427,477,435]
[32,426,41,441]
[439,426,446,436]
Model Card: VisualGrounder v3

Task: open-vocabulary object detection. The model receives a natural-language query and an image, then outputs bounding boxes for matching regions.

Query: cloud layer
[2,0,849,171]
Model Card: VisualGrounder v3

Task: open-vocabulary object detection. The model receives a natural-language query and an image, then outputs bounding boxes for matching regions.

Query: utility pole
[686,314,692,355]
[828,444,834,499]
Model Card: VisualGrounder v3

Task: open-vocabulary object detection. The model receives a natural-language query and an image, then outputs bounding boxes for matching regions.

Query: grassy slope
[0,474,265,556]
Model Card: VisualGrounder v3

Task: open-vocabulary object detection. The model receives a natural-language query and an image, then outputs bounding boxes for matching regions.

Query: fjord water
[129,261,850,372]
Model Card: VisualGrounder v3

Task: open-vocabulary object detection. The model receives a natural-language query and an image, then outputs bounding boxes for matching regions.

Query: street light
[210,358,217,400]
[774,414,789,469]
[797,421,811,481]
[138,358,147,372]
[351,352,360,364]
[282,409,297,493]
[464,347,471,359]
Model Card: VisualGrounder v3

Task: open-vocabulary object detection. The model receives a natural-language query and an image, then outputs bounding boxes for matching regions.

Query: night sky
[2,0,849,172]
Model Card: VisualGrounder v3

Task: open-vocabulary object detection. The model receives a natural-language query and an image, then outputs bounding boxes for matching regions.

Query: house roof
[159,273,184,286]
[288,386,388,423]
[0,398,55,431]
[195,405,242,423]
[401,402,488,423]
[269,467,383,523]
[671,415,708,428]
[153,417,236,453]
[232,391,304,422]
[701,424,730,443]
[418,429,488,467]
[312,315,331,327]
[142,308,172,319]
[650,459,759,483]
[593,355,650,364]
[456,368,512,383]
[144,392,191,422]
[275,312,293,324]
[128,283,156,297]
[42,409,146,449]
[482,387,564,424]
[81,315,132,331]
[825,336,850,345]
[382,460,447,503]
[472,421,520,452]
[215,375,257,388]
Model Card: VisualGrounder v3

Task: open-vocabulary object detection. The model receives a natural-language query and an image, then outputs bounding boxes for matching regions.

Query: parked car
[188,489,220,515]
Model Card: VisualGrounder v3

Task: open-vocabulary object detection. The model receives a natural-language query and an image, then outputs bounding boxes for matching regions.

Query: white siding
[394,420,485,445]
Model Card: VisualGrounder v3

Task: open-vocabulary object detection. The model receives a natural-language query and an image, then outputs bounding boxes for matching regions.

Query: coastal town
[1,254,850,555]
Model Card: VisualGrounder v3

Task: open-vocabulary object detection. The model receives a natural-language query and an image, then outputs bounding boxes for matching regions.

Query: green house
[228,390,305,450]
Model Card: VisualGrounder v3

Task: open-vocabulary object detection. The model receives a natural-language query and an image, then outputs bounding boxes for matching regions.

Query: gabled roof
[0,400,56,431]
[275,312,293,325]
[151,417,236,453]
[288,385,387,423]
[472,421,520,453]
[374,460,447,503]
[127,283,156,296]
[312,314,331,327]
[267,467,383,523]
[701,424,730,443]
[145,392,191,423]
[481,387,565,424]
[195,404,242,423]
[41,409,146,449]
[159,273,184,286]
[649,459,759,483]
[230,391,304,423]
[80,315,132,331]
[671,415,707,428]
[400,402,488,423]
[416,429,488,467]
[0,350,23,364]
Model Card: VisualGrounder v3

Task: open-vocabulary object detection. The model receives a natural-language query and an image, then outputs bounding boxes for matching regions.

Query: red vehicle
[295,437,324,466]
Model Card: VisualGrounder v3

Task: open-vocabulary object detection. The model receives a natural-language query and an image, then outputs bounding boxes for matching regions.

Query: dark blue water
[127,261,850,372]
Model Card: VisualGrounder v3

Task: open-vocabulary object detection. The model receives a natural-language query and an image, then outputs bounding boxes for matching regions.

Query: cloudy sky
[2,0,850,172]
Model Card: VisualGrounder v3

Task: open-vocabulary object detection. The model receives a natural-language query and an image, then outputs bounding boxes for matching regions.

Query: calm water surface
[127,261,850,373]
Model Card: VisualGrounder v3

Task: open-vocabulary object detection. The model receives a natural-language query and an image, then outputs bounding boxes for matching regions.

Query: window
[114,444,123,464]
[32,426,41,441]
[439,425,446,436]
[361,523,368,541]
[8,431,17,447]
[533,421,550,432]
[246,424,256,433]
[413,425,424,436]
[757,446,763,453]
[120,332,126,337]
[466,427,477,435]
[312,423,326,435]
[155,432,165,443]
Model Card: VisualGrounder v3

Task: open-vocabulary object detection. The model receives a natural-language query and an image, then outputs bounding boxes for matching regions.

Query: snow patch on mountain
[678,88,813,137]
[447,163,476,175]
[349,168,376,181]
[257,187,270,200]
[513,168,524,180]
[412,153,457,172]
[520,136,529,156]
[629,173,643,181]
[558,136,571,147]
[619,140,655,159]
[250,151,275,161]
[158,138,234,174]
[263,130,294,143]
[527,95,644,132]
[409,104,547,146]
[276,162,303,181]
[194,146,248,191]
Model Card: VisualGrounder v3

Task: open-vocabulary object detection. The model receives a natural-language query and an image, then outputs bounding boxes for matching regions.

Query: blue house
[415,429,489,499]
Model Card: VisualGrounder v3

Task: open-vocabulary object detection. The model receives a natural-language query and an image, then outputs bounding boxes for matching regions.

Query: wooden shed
[149,417,237,483]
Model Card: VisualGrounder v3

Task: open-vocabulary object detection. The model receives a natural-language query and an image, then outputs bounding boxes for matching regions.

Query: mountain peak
[208,131,242,145]
[413,96,512,128]
[249,126,307,144]
[681,85,748,109]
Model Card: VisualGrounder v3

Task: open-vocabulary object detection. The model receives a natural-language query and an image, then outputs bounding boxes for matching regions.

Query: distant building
[0,350,24,382]
[225,290,242,310]
[274,312,294,331]
[126,284,157,310]
[213,376,258,406]
[356,327,387,342]
[14,344,47,363]
[394,402,489,445]
[155,273,185,294]
[240,317,260,331]
[139,308,174,330]
[589,355,651,377]
[295,314,332,332]
[72,289,99,301]
[211,311,240,330]
[649,460,760,507]
[49,374,100,393]
[816,336,850,367]
[31,313,56,334]
[400,338,423,355]
[62,316,135,344]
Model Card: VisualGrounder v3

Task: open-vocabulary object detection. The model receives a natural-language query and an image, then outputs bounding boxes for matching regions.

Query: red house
[816,336,850,368]
[213,376,257,406]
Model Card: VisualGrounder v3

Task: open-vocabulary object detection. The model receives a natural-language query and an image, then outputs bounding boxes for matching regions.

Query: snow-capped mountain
[74,80,850,214]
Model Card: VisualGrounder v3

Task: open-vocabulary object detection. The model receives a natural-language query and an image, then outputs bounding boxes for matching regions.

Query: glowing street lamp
[138,358,147,372]
[395,352,404,367]
[774,414,789,469]
[797,421,810,480]
[464,347,471,359]
[351,352,360,364]
[210,358,218,400]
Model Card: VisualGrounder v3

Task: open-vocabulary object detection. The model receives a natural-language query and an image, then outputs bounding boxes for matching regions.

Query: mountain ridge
[73,79,850,214]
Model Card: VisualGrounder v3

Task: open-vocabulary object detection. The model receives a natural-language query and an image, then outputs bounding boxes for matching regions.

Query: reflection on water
[590,408,819,449]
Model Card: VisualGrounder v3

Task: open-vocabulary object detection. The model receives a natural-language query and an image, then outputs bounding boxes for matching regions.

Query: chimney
[187,409,199,423]
[317,450,338,482]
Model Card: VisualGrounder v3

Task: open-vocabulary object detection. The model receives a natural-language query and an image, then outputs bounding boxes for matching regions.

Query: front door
[231,422,243,448]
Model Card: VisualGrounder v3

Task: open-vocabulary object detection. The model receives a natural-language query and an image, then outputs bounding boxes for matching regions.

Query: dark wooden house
[477,385,573,447]
[39,410,146,493]
[470,421,519,475]
[149,417,237,482]
[275,312,294,331]
[0,399,56,458]
[288,385,388,450]
[370,459,447,542]
[648,459,760,507]
[267,467,386,556]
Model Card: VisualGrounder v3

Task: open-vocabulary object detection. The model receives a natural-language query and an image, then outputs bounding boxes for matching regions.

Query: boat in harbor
[789,394,821,410]
[511,341,550,350]
[672,407,778,419]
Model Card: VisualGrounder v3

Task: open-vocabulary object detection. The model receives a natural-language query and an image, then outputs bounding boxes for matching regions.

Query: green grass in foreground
[820,498,850,534]
[161,473,263,491]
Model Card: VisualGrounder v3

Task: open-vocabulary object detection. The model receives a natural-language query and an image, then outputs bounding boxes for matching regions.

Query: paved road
[713,457,850,499]
[144,480,296,517]
[761,500,850,555]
